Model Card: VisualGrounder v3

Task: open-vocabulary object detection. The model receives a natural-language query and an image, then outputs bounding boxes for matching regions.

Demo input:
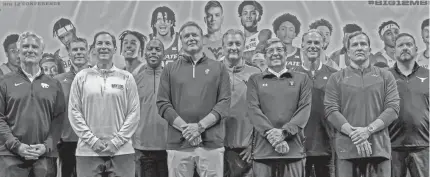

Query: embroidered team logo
[63,78,68,82]
[295,55,299,58]
[323,76,328,80]
[371,74,379,77]
[289,80,295,86]
[416,76,428,82]
[111,84,124,90]
[41,83,49,88]
[205,69,210,75]
[14,82,23,86]
[262,83,268,87]
[172,47,177,51]
[207,47,223,59]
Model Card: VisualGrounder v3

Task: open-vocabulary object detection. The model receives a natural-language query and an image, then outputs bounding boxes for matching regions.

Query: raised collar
[180,53,208,65]
[263,68,292,79]
[222,58,246,73]
[393,62,421,78]
[93,64,118,74]
[301,60,323,71]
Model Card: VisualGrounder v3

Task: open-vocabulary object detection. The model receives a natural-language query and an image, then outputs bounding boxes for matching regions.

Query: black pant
[135,150,168,177]
[58,141,77,177]
[305,156,331,177]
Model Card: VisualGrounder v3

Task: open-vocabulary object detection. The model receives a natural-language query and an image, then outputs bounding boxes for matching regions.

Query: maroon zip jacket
[293,64,338,156]
[324,65,400,160]
[247,69,312,159]
[0,69,66,157]
[157,54,231,150]
[389,63,429,149]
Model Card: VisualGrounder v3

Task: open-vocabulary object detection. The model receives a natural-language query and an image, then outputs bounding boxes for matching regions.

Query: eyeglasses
[265,47,285,55]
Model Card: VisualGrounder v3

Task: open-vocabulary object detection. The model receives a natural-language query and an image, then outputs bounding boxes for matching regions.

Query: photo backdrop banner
[0,0,428,68]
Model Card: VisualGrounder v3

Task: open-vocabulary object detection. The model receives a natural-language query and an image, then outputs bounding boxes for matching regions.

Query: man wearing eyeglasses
[0,34,20,76]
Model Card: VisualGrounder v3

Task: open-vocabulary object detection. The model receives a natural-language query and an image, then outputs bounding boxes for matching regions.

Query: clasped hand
[92,139,118,156]
[265,128,289,154]
[348,127,372,157]
[18,144,46,160]
[182,123,202,146]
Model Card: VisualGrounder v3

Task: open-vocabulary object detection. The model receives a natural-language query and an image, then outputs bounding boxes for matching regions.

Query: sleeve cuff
[210,110,221,121]
[282,124,300,140]
[164,108,179,125]
[111,137,122,150]
[88,136,100,148]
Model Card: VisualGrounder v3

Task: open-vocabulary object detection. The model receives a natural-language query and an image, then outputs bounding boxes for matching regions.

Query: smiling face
[69,41,88,68]
[145,39,164,68]
[265,41,287,68]
[302,32,324,62]
[155,12,173,37]
[94,34,116,63]
[180,25,203,54]
[121,34,141,59]
[19,36,43,65]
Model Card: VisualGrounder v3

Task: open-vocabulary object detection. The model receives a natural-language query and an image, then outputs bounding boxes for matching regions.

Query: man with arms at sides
[272,13,302,69]
[157,21,230,177]
[202,0,225,61]
[324,31,400,177]
[238,0,270,64]
[309,18,340,70]
[54,37,90,177]
[416,19,429,68]
[247,38,312,176]
[329,23,363,69]
[292,29,337,177]
[68,31,140,177]
[373,20,400,67]
[0,32,66,177]
[389,33,429,177]
[221,29,260,177]
[119,30,148,75]
[0,34,20,76]
[133,38,168,177]
[149,6,181,67]
[52,17,79,73]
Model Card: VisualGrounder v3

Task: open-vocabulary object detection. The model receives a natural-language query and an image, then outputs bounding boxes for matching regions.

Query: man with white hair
[0,32,66,177]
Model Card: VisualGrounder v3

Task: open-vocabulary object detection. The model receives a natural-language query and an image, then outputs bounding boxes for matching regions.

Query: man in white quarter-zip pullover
[68,31,140,177]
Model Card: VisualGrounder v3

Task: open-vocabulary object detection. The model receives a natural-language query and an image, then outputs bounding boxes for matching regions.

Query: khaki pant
[391,147,429,177]
[167,147,224,177]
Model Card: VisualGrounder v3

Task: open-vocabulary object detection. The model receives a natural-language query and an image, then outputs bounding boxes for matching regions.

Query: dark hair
[205,0,223,14]
[422,18,429,30]
[119,30,148,57]
[3,34,19,53]
[378,20,400,35]
[237,1,263,18]
[309,18,333,35]
[53,18,76,37]
[151,6,176,37]
[147,38,165,51]
[272,13,301,36]
[91,31,117,49]
[179,21,204,37]
[346,31,371,49]
[395,33,416,46]
[40,52,65,74]
[68,37,88,50]
[343,24,362,34]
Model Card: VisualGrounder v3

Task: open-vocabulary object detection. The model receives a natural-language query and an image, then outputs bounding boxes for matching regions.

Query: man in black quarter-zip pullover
[157,21,231,177]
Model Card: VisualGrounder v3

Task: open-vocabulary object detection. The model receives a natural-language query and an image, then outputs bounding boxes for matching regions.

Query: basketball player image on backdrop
[52,17,77,73]
[329,23,363,69]
[272,13,302,69]
[149,6,181,67]
[119,30,148,75]
[202,0,225,61]
[238,0,270,64]
[373,20,400,68]
[309,18,340,70]
[0,34,20,76]
[417,18,429,68]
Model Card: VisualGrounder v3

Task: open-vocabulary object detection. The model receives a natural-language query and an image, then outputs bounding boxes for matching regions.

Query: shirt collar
[21,67,42,81]
[393,62,421,77]
[301,60,323,71]
[93,64,118,73]
[264,67,291,79]
[222,58,245,73]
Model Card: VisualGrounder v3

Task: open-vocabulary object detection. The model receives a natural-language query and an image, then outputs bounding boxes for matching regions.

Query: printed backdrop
[0,0,428,68]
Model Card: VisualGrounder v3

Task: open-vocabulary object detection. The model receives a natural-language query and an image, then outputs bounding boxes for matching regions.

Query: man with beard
[272,13,302,69]
[292,29,337,177]
[324,31,400,177]
[247,38,312,176]
[416,19,429,69]
[133,38,168,177]
[53,17,77,73]
[40,53,60,78]
[221,29,260,177]
[0,32,66,177]
[202,1,225,61]
[157,21,230,177]
[149,6,181,67]
[69,31,140,177]
[389,33,429,177]
[0,34,20,76]
[119,30,148,75]
[329,24,363,69]
[309,18,340,70]
[238,0,270,64]
[54,37,90,177]
[373,20,401,68]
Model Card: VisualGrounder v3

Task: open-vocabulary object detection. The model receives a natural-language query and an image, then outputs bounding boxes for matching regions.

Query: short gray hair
[16,31,45,51]
[262,38,287,54]
[301,29,325,43]
[222,29,245,46]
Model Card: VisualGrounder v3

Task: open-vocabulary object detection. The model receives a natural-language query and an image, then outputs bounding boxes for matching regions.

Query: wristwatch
[367,125,375,134]
[197,122,206,133]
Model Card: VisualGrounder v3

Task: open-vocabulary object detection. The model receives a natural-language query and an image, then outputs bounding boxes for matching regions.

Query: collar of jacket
[180,53,208,65]
[222,58,245,73]
[17,67,44,80]
[347,61,373,74]
[93,64,118,74]
[143,64,163,73]
[393,62,421,77]
[262,68,293,79]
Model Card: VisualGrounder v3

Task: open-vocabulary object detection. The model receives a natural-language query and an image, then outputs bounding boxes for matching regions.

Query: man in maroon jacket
[389,33,429,177]
[247,38,312,176]
[157,21,231,177]
[324,31,400,177]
